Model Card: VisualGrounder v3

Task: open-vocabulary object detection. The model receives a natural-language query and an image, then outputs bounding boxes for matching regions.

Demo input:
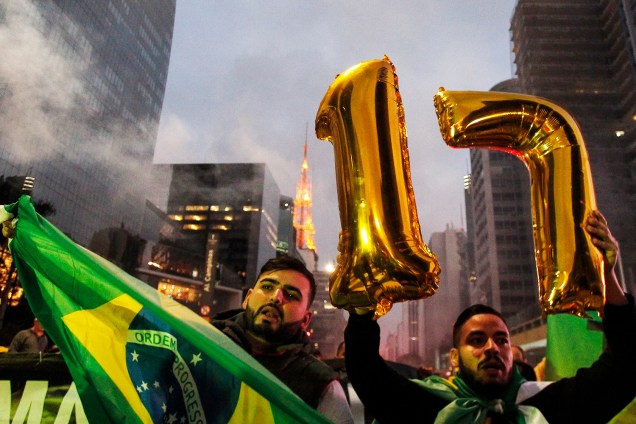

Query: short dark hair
[452,304,507,347]
[257,255,317,306]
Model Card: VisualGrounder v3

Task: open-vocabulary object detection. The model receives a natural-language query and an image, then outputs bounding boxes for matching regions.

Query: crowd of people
[203,210,635,423]
[343,211,635,423]
[3,210,634,423]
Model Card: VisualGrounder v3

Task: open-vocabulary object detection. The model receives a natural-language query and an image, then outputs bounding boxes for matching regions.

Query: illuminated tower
[293,136,317,262]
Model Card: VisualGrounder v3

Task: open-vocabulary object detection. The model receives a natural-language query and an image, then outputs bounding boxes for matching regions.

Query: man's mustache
[256,302,284,319]
[479,355,505,370]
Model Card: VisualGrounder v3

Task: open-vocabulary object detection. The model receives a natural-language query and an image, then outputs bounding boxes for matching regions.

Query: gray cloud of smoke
[0,1,160,202]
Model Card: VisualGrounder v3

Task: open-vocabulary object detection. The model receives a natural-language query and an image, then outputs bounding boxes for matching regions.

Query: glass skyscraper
[0,0,176,246]
[165,163,281,291]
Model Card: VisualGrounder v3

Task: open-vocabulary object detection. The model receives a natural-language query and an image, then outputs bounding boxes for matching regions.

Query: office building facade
[466,0,636,329]
[422,226,469,368]
[0,0,175,246]
[511,0,636,292]
[465,77,539,322]
[308,271,347,358]
[162,163,280,301]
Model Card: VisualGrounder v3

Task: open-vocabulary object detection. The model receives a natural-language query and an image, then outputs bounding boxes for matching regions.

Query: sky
[154,0,518,273]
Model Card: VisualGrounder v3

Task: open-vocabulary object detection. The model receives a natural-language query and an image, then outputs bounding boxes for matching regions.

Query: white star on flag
[190,353,203,366]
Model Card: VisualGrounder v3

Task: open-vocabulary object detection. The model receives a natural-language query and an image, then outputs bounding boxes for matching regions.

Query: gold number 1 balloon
[434,89,604,316]
[315,57,440,318]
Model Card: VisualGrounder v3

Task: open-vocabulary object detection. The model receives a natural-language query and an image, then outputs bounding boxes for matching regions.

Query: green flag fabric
[544,308,636,422]
[3,195,329,424]
[544,312,603,381]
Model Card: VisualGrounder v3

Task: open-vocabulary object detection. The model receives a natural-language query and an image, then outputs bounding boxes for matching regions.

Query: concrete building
[461,0,636,361]
[384,226,467,369]
[308,271,347,358]
[136,163,281,316]
[276,195,303,262]
[422,226,469,369]
[465,78,539,322]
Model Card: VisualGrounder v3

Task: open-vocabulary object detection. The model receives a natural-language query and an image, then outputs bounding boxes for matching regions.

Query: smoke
[0,1,164,215]
[0,1,88,160]
[154,113,195,163]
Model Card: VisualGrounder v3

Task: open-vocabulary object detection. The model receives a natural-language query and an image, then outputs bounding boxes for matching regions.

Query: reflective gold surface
[434,89,604,316]
[315,57,440,318]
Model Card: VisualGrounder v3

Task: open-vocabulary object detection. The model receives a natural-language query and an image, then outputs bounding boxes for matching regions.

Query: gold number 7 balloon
[434,89,604,317]
[315,56,440,319]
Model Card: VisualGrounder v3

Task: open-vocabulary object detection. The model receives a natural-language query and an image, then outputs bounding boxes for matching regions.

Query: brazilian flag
[2,196,329,424]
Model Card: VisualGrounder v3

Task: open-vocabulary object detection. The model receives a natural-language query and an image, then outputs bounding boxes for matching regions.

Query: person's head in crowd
[450,304,514,399]
[511,344,527,363]
[242,255,315,344]
[32,318,44,336]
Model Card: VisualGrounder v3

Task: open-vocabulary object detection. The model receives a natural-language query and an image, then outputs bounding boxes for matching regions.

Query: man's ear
[301,311,312,329]
[241,288,253,310]
[450,347,459,368]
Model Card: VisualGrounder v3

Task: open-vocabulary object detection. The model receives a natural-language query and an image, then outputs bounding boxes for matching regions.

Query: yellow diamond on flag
[62,294,151,423]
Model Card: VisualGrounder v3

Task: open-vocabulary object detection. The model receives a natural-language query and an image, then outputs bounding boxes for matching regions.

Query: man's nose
[484,338,499,353]
[270,288,284,303]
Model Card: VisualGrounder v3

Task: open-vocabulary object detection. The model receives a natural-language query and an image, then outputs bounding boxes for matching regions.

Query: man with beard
[212,255,354,424]
[345,211,636,423]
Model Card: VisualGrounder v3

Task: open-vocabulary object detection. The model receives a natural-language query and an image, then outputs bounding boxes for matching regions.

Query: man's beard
[245,303,306,344]
[458,356,509,399]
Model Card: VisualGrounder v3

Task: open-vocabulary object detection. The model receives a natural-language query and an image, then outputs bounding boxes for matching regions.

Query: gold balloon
[434,89,604,316]
[315,57,440,318]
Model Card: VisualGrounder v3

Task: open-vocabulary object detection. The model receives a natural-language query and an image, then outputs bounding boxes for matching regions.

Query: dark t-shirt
[8,329,48,353]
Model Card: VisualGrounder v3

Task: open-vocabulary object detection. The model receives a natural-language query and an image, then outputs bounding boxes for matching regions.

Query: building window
[185,205,208,211]
[157,280,202,303]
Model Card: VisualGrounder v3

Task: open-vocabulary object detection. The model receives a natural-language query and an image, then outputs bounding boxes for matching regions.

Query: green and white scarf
[412,368,548,423]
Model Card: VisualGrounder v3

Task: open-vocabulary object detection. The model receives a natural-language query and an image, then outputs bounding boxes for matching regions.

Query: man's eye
[285,291,300,301]
[260,283,273,290]
[469,337,485,346]
[497,337,509,345]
